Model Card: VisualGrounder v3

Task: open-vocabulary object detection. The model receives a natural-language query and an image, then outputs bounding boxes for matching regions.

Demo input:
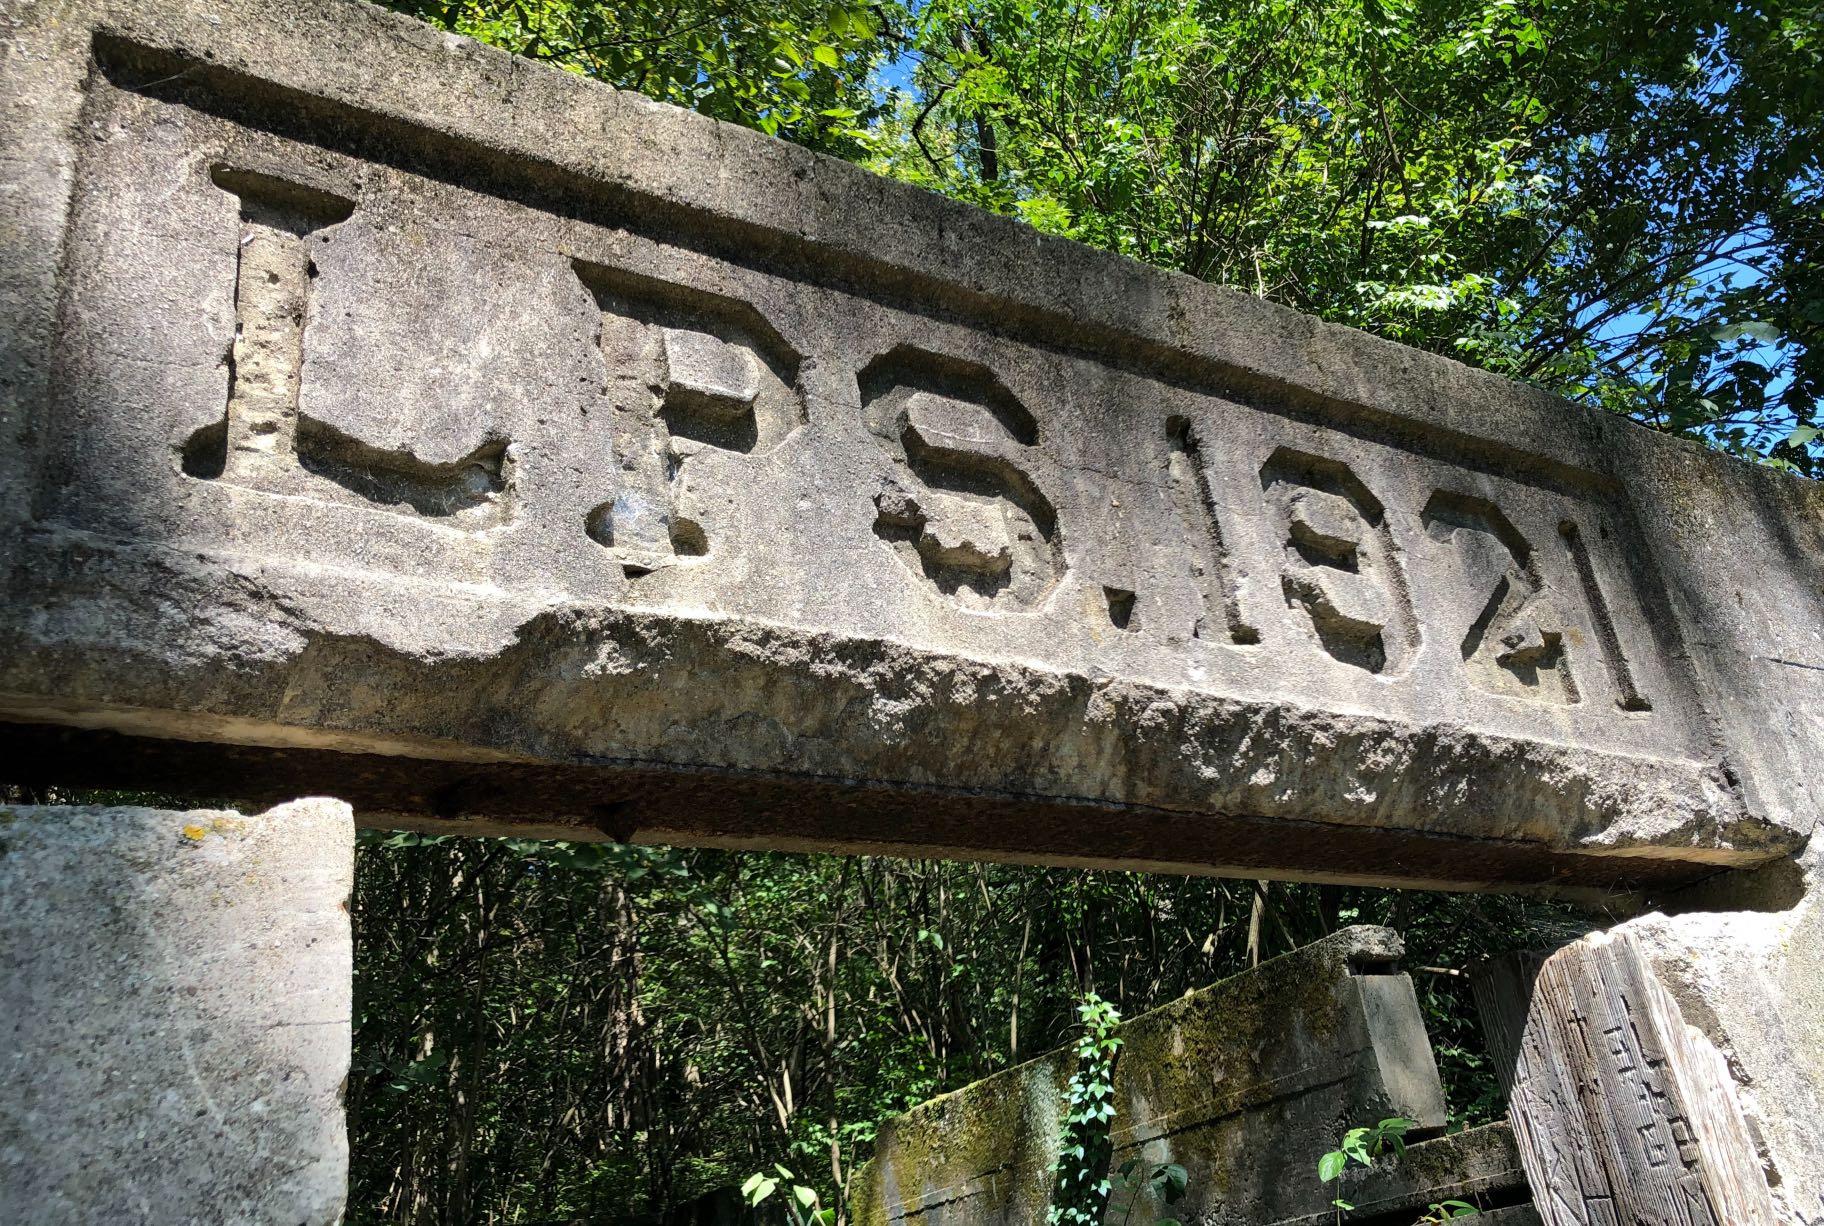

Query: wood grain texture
[1500,930,1777,1224]
[1473,947,1552,1096]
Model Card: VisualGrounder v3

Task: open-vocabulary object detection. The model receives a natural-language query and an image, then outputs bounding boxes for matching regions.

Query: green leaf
[794,1185,818,1208]
[1318,1151,1348,1182]
[1711,321,1782,344]
[812,44,841,68]
[1159,1162,1188,1203]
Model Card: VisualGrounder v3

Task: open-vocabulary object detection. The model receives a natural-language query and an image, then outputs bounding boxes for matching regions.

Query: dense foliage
[879,0,1823,466]
[340,1,1823,1220]
[348,834,1591,1222]
[386,0,1822,469]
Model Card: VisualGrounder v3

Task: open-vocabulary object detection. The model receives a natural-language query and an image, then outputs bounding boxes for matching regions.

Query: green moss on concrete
[854,929,1419,1225]
[851,1053,1072,1225]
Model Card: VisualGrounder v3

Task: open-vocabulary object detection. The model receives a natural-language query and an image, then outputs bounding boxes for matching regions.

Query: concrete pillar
[0,798,353,1224]
[1621,840,1824,1225]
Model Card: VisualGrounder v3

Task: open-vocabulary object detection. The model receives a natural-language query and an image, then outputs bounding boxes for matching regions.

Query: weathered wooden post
[1476,834,1824,1226]
[1484,931,1779,1223]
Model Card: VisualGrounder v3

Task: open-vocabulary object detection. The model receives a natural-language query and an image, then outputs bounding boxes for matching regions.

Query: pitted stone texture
[0,799,353,1225]
[1,0,1819,890]
[848,928,1501,1225]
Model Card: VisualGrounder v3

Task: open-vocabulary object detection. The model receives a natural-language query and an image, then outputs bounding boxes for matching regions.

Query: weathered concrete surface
[0,799,352,1225]
[846,927,1531,1225]
[2,0,1820,889]
[1277,1124,1538,1226]
[1618,840,1824,1224]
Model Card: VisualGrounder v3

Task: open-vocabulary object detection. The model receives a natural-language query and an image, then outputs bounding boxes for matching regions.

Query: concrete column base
[0,798,353,1225]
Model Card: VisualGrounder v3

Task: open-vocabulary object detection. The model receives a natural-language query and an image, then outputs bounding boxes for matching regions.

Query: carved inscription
[1165,416,1258,644]
[152,156,1665,728]
[1260,448,1417,675]
[180,167,351,485]
[1151,419,1655,709]
[1560,521,1652,711]
[1424,491,1579,705]
[572,263,805,577]
[863,347,1064,612]
[182,166,513,525]
[1500,933,1778,1224]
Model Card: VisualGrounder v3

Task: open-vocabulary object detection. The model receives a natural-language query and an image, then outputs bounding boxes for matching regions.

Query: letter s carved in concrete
[860,346,1065,613]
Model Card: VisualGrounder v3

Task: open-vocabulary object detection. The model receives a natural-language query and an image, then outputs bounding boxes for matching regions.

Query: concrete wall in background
[851,928,1534,1225]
